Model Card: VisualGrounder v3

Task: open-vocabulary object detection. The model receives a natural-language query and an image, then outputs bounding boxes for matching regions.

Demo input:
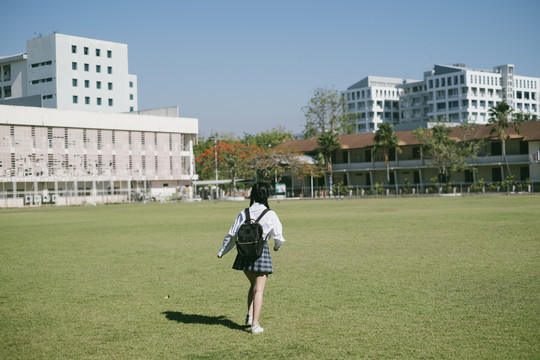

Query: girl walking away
[217,182,286,334]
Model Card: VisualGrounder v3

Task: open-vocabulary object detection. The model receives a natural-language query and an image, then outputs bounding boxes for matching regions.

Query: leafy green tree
[303,87,354,195]
[303,87,353,138]
[242,126,294,148]
[372,123,401,183]
[414,123,483,186]
[488,102,522,177]
[514,112,538,123]
[316,131,341,196]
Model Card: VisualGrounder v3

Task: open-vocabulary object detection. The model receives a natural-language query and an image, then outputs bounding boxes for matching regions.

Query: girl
[217,183,286,334]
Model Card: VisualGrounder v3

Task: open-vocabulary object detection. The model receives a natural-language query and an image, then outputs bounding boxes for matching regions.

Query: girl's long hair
[249,182,271,209]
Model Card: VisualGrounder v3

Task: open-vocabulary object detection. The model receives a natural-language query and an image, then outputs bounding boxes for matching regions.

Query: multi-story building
[343,76,404,133]
[0,34,198,208]
[344,64,540,133]
[0,33,138,113]
[278,122,540,196]
[0,105,198,207]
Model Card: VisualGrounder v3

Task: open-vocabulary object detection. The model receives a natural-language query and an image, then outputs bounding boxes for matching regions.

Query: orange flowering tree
[195,141,265,193]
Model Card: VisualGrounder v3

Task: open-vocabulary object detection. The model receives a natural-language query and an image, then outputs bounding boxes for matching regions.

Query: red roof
[277,122,540,153]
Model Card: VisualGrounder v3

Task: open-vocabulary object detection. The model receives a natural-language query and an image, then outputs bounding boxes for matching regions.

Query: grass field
[1,196,539,359]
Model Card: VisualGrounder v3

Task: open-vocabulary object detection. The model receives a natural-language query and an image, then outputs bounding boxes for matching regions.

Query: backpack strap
[254,208,270,223]
[244,208,251,223]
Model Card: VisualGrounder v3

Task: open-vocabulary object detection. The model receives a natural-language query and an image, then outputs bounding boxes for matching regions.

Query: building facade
[343,76,405,133]
[0,105,198,207]
[0,33,138,113]
[343,64,540,133]
[278,122,540,195]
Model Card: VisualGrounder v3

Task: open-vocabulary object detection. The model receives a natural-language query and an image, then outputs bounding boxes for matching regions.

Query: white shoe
[251,324,264,334]
[245,315,252,325]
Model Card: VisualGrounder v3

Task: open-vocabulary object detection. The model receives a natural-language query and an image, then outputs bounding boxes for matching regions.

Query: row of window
[30,60,53,68]
[72,62,113,74]
[73,79,113,90]
[72,45,112,58]
[515,78,538,89]
[73,96,113,106]
[429,74,466,89]
[348,101,399,111]
[31,77,53,85]
[347,88,398,101]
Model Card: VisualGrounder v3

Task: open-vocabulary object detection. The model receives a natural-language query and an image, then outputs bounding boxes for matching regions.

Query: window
[84,63,89,71]
[412,147,421,159]
[107,66,112,74]
[97,97,102,106]
[441,78,446,87]
[85,80,90,88]
[129,81,133,88]
[72,79,78,87]
[96,49,100,57]
[72,45,77,53]
[460,74,465,84]
[72,62,77,70]
[108,98,113,106]
[435,79,439,87]
[107,50,112,58]
[130,94,133,100]
[84,47,89,55]
[429,80,433,89]
[108,82,113,90]
[73,95,78,104]
[3,86,10,98]
[96,81,101,89]
[491,142,502,156]
[96,65,101,73]
[85,96,90,105]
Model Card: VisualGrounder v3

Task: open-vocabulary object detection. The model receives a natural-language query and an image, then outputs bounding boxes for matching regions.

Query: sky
[2,0,540,138]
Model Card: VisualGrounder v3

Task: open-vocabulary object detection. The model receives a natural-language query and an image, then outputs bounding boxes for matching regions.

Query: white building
[343,76,404,133]
[0,33,138,113]
[344,64,540,133]
[0,105,198,207]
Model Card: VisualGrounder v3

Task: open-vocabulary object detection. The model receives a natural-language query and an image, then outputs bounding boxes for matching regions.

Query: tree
[413,123,483,187]
[195,141,263,195]
[372,123,401,183]
[242,126,294,148]
[303,87,353,138]
[488,102,522,177]
[303,87,352,196]
[316,131,341,196]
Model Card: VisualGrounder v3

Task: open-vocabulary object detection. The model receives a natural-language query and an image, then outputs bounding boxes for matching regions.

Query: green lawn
[1,196,539,359]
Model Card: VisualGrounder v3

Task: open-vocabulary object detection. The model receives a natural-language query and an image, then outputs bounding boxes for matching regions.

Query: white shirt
[217,202,286,257]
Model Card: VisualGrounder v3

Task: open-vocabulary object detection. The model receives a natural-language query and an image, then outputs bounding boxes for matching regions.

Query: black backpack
[235,208,270,260]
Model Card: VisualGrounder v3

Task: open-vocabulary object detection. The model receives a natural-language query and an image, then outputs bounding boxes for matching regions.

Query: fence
[280,180,538,198]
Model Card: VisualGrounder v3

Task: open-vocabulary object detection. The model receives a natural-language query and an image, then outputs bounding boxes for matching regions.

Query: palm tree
[316,131,341,196]
[373,123,401,184]
[488,102,522,177]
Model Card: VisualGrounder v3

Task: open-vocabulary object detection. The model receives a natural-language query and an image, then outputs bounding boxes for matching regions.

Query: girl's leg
[244,272,256,320]
[245,271,267,327]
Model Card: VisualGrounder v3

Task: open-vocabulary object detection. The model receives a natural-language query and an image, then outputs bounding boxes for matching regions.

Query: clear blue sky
[2,0,539,137]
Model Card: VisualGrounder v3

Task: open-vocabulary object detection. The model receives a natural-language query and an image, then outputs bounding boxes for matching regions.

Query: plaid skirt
[233,241,274,274]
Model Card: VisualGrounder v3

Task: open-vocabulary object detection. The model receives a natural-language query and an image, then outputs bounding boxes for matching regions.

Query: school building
[278,122,540,196]
[0,104,198,207]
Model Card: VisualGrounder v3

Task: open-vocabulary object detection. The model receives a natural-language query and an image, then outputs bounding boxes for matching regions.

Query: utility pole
[214,138,219,199]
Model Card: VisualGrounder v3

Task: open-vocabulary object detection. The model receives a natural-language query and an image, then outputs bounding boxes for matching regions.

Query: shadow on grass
[162,311,250,332]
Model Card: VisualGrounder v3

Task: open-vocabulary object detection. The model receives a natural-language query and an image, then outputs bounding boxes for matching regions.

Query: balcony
[332,154,531,172]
